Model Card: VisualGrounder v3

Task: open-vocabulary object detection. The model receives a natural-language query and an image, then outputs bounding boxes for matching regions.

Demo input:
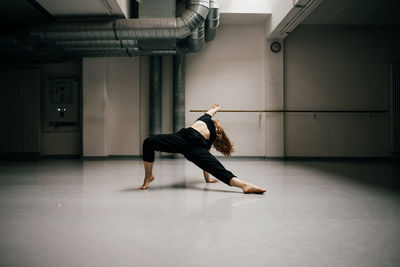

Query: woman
[141,104,266,194]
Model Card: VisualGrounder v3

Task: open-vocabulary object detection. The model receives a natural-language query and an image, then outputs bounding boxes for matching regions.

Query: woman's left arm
[203,170,219,183]
[206,104,220,117]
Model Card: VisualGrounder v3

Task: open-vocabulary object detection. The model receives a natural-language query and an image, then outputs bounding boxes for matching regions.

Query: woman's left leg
[141,161,155,190]
[141,133,187,189]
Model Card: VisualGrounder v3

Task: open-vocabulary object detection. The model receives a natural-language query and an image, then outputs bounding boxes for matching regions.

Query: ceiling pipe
[26,0,209,42]
[205,0,219,41]
[65,48,178,57]
[54,39,138,48]
[0,0,219,60]
[188,23,205,52]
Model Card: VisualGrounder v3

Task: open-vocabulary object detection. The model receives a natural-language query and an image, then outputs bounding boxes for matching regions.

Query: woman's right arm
[206,104,220,117]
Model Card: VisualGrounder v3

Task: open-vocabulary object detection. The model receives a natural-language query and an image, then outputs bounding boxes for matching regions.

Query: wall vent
[0,69,42,153]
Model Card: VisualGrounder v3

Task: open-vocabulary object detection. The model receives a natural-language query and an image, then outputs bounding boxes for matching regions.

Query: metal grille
[392,62,400,153]
[0,69,41,153]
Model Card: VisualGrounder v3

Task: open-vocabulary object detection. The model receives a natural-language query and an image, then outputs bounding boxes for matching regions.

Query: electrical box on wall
[46,79,79,127]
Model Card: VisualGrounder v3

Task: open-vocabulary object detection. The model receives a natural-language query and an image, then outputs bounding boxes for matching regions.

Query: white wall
[284,25,400,157]
[186,24,266,156]
[80,24,398,158]
[83,57,141,157]
[83,58,108,156]
[116,0,130,17]
[219,0,269,14]
[265,0,293,39]
[106,58,140,155]
[82,23,268,157]
[265,40,284,157]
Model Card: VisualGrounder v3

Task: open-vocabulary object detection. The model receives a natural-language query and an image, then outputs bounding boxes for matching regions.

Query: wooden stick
[190,110,388,113]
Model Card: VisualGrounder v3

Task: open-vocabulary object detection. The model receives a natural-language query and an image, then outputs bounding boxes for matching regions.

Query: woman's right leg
[140,161,154,189]
[141,133,187,189]
[229,177,266,194]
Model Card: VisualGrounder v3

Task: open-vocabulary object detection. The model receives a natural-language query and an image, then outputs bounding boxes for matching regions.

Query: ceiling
[35,0,127,18]
[0,0,127,26]
[0,0,50,25]
[302,0,400,26]
[2,0,400,28]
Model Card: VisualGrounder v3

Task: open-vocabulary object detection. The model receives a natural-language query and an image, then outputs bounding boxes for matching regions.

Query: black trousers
[142,128,235,185]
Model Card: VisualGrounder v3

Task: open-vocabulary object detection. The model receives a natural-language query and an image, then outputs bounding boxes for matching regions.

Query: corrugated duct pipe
[0,0,219,60]
[187,0,219,52]
[27,0,210,41]
[205,0,220,42]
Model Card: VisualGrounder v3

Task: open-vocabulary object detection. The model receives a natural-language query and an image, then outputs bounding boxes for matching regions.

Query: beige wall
[83,58,108,156]
[265,0,293,39]
[83,57,140,157]
[219,0,269,13]
[80,22,268,157]
[106,58,140,155]
[265,40,284,157]
[64,24,399,158]
[284,25,400,157]
[186,24,266,156]
[81,24,399,158]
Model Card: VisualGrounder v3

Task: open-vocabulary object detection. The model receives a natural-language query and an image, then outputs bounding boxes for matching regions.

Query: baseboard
[216,156,269,160]
[41,155,81,159]
[283,156,400,162]
[2,154,397,162]
[82,155,142,160]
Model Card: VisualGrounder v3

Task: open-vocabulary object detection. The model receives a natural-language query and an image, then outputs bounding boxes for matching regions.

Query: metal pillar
[173,54,185,133]
[149,55,162,136]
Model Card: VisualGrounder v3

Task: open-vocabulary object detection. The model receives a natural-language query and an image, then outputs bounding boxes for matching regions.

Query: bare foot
[205,178,219,183]
[242,183,266,194]
[140,175,154,190]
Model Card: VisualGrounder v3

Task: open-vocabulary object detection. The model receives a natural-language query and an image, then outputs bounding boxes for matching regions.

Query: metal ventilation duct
[137,0,176,50]
[205,0,219,42]
[0,0,219,61]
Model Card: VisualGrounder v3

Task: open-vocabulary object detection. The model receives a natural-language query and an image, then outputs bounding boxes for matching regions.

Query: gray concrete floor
[0,158,399,267]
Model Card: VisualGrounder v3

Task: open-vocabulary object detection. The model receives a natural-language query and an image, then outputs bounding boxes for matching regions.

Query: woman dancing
[141,104,266,194]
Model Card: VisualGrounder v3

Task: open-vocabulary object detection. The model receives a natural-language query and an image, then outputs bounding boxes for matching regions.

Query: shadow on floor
[119,180,243,194]
[287,158,400,194]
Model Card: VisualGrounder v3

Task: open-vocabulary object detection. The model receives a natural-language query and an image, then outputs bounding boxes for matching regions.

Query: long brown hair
[212,125,234,157]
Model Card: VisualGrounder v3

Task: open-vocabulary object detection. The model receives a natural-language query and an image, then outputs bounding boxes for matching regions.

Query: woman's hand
[203,170,219,183]
[207,104,220,117]
[206,178,219,183]
[212,104,220,110]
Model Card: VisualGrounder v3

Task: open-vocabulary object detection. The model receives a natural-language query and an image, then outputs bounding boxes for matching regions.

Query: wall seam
[283,39,286,157]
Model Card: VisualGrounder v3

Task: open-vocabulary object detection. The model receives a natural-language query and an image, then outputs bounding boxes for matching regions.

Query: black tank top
[196,113,216,147]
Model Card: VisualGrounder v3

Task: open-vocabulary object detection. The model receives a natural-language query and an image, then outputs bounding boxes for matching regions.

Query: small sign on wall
[46,79,79,126]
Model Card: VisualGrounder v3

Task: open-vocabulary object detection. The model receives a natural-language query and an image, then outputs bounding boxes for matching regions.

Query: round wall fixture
[270,41,281,53]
